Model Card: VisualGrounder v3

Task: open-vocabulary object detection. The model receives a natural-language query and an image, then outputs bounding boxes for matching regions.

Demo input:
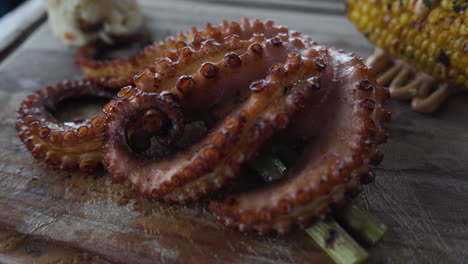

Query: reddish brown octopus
[16,18,389,234]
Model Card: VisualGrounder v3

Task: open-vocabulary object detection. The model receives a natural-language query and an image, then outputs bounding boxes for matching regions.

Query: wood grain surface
[0,0,467,263]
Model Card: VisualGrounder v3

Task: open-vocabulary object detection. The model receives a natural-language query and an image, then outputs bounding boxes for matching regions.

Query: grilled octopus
[16,19,389,234]
[17,19,303,172]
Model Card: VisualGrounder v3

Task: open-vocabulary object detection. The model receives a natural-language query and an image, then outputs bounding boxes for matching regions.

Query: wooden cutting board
[0,0,467,263]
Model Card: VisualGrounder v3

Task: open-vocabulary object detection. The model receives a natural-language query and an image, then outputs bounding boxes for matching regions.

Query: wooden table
[0,0,467,263]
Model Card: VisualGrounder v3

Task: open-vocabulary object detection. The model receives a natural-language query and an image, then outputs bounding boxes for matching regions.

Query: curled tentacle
[126,108,173,152]
[16,80,115,173]
[103,32,317,203]
[103,49,326,204]
[103,88,184,163]
[209,49,389,235]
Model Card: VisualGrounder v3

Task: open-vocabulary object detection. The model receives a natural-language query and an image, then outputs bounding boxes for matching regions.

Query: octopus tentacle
[134,34,313,122]
[103,49,326,204]
[75,18,305,88]
[16,80,115,173]
[76,33,149,78]
[209,49,389,235]
[115,31,312,153]
[76,34,148,89]
[87,75,136,90]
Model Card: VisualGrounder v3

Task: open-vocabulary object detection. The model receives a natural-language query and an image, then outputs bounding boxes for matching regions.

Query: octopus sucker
[209,49,388,234]
[16,80,115,173]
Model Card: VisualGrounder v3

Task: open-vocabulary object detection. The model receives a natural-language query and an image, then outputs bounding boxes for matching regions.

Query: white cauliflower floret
[45,0,143,46]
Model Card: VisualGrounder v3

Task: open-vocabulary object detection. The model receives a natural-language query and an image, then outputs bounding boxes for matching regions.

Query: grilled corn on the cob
[347,0,467,89]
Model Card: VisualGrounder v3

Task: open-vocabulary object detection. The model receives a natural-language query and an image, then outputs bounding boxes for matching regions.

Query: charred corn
[347,0,468,89]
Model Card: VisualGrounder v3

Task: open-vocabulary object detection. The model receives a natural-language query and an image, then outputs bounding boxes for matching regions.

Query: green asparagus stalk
[306,219,369,264]
[251,150,286,182]
[335,204,388,246]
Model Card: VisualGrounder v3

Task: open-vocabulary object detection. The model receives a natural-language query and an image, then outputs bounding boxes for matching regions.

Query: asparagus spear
[251,150,286,182]
[306,219,369,264]
[335,204,388,246]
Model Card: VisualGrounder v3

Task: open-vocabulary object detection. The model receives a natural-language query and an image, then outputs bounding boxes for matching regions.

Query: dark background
[0,0,26,18]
